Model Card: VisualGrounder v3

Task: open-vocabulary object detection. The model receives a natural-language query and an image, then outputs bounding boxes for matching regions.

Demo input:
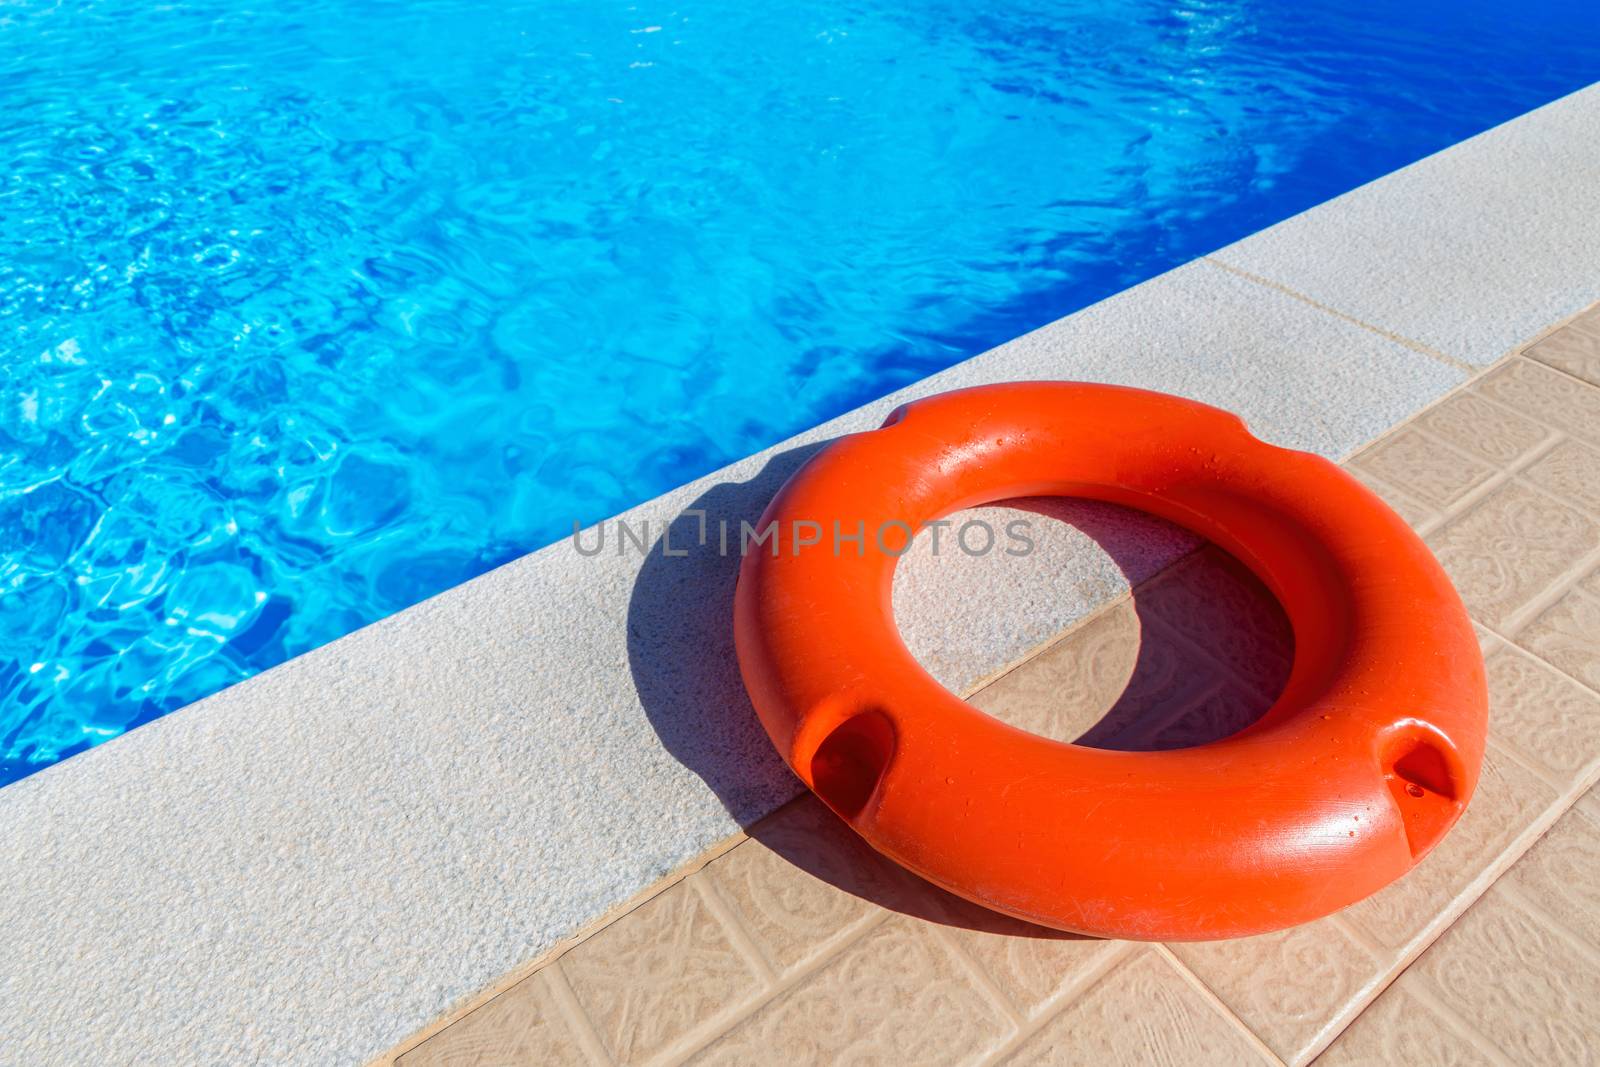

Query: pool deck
[4,82,1600,1065]
[384,315,1600,1065]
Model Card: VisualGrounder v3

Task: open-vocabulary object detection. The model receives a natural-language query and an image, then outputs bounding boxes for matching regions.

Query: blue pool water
[2,0,1597,785]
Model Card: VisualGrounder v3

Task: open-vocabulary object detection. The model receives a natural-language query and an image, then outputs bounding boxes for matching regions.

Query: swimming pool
[1,0,1595,786]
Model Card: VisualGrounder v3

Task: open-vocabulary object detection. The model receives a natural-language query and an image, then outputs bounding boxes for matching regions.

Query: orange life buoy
[733,382,1487,940]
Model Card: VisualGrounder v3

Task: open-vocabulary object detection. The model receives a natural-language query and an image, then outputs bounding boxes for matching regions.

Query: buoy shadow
[628,450,1292,939]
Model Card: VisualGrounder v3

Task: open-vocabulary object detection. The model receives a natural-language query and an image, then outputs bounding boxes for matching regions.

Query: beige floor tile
[967,599,1152,744]
[1518,585,1600,692]
[705,795,925,977]
[1484,646,1600,790]
[1501,801,1600,953]
[1133,547,1293,703]
[1525,316,1600,388]
[1425,481,1600,629]
[1314,985,1500,1067]
[1580,779,1600,820]
[1133,680,1269,751]
[966,598,1234,748]
[1001,950,1270,1066]
[1167,916,1379,1065]
[559,880,765,1064]
[1347,467,1437,530]
[933,897,1128,1018]
[1418,387,1550,468]
[1338,746,1554,950]
[693,916,1015,1065]
[395,971,589,1067]
[1473,357,1600,448]
[1523,437,1600,519]
[1410,883,1600,1065]
[1347,427,1495,511]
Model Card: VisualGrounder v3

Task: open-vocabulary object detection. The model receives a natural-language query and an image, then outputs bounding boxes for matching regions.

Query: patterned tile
[1419,388,1549,467]
[1133,547,1293,704]
[1412,883,1600,1064]
[706,795,917,976]
[935,896,1127,1018]
[1347,467,1436,530]
[1582,779,1600,820]
[1522,437,1600,519]
[1167,916,1379,1064]
[965,599,1228,748]
[1484,647,1600,789]
[1502,800,1600,952]
[1348,427,1494,511]
[389,330,1600,1067]
[966,599,1145,744]
[1135,681,1265,751]
[1474,357,1600,448]
[1001,951,1269,1066]
[1424,481,1600,629]
[395,972,588,1067]
[1525,317,1600,388]
[694,917,1013,1065]
[1315,985,1497,1067]
[1338,746,1554,950]
[560,880,763,1064]
[1518,586,1600,692]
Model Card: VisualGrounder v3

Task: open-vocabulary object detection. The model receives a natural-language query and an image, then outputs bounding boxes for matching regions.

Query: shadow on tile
[977,499,1294,752]
[627,444,1293,938]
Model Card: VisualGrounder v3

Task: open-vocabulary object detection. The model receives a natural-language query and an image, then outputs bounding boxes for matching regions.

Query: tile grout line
[1350,469,1439,531]
[1298,737,1600,1064]
[618,876,792,1067]
[957,544,1207,700]
[1152,945,1288,1067]
[1323,912,1386,959]
[1304,795,1579,1063]
[1484,566,1600,694]
[1201,256,1477,373]
[1392,973,1519,1067]
[658,909,895,1067]
[922,924,1029,1031]
[1116,674,1234,751]
[970,945,1138,1067]
[1497,882,1600,967]
[1508,460,1600,524]
[1508,582,1600,681]
[1411,426,1565,539]
[1296,910,1460,1063]
[688,872,779,984]
[1525,348,1600,392]
[377,825,756,1063]
[1140,607,1281,710]
[1464,359,1600,434]
[543,965,618,1067]
[1489,721,1600,803]
[1391,827,1600,1067]
[1331,349,1519,464]
[1483,539,1600,645]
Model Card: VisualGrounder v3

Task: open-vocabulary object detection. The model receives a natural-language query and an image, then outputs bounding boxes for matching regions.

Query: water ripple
[1,0,1596,783]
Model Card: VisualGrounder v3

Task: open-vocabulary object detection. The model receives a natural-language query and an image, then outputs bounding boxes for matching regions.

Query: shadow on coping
[626,443,1293,940]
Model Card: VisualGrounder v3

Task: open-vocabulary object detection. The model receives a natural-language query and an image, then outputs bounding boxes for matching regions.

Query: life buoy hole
[809,709,896,820]
[894,498,1293,752]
